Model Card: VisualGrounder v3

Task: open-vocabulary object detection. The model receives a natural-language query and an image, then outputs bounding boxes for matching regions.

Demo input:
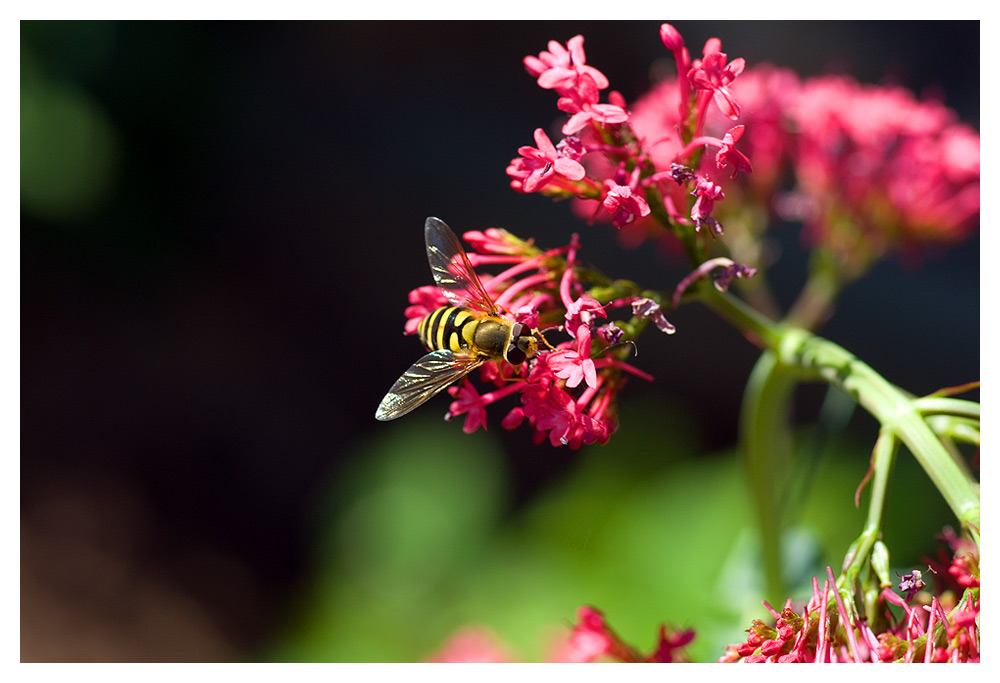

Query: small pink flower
[560,606,616,662]
[691,175,725,234]
[404,285,448,334]
[688,44,745,120]
[715,125,753,177]
[524,35,609,94]
[603,180,651,228]
[446,380,489,433]
[547,325,597,389]
[427,627,513,663]
[509,128,586,193]
[564,295,606,336]
[558,73,629,135]
[519,378,577,447]
[553,606,639,662]
[461,227,528,255]
[631,297,676,335]
[648,624,696,663]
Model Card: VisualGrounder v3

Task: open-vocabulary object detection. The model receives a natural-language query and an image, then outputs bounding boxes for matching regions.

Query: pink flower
[553,606,639,662]
[558,73,629,135]
[524,35,609,95]
[690,175,725,234]
[602,180,650,228]
[788,74,980,250]
[445,380,489,433]
[508,128,586,193]
[688,43,745,120]
[404,284,448,334]
[519,379,579,448]
[703,64,800,192]
[564,295,606,336]
[631,297,676,335]
[648,624,696,663]
[399,226,647,449]
[427,627,513,662]
[547,325,597,389]
[550,606,693,663]
[429,607,693,663]
[461,227,530,256]
[723,557,980,663]
[715,125,753,177]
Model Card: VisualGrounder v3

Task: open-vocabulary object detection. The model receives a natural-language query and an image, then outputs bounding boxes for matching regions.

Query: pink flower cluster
[637,51,980,256]
[721,533,980,663]
[508,27,755,239]
[404,228,653,449]
[428,606,694,663]
[784,76,980,254]
[509,26,979,263]
[553,606,694,663]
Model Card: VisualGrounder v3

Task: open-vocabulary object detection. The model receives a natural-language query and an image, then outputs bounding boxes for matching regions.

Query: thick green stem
[775,330,981,545]
[739,351,796,602]
[697,286,981,574]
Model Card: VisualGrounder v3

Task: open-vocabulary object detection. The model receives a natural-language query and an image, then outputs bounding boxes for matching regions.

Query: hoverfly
[375,217,553,421]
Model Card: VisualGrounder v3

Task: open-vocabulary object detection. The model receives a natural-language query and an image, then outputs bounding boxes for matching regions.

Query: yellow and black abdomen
[418,306,480,354]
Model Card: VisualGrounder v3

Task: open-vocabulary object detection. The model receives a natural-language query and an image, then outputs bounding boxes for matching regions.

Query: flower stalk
[697,281,980,596]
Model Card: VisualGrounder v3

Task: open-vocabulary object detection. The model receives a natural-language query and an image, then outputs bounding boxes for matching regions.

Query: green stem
[776,330,981,546]
[739,351,796,602]
[697,284,784,350]
[841,427,898,587]
[696,285,981,583]
[784,251,843,331]
[913,397,981,420]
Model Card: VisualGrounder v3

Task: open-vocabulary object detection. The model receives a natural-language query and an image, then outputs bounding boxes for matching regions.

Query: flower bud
[871,540,891,588]
[659,23,684,52]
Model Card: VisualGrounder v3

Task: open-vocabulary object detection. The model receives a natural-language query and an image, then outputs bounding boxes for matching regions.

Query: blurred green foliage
[266,397,952,663]
[21,36,118,222]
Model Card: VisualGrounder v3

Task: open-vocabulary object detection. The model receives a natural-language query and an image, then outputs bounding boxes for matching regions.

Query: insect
[375,217,552,421]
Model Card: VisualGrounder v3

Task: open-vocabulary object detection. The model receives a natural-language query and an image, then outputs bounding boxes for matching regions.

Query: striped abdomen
[418,306,480,354]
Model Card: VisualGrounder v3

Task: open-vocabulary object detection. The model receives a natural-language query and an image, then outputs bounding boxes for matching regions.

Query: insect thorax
[472,317,512,358]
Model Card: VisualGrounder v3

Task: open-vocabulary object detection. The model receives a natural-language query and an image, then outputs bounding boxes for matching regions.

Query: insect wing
[424,216,496,314]
[375,349,485,421]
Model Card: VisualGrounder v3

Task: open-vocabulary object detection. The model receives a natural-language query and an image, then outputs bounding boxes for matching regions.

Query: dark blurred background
[21,21,979,662]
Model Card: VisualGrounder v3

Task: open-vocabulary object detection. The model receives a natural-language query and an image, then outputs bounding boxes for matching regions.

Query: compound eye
[505,343,527,365]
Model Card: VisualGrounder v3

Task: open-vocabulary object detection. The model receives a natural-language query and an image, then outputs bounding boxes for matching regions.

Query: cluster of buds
[721,532,980,663]
[403,227,660,449]
[428,605,694,663]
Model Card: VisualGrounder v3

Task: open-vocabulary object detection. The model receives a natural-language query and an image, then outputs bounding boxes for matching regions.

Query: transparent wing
[424,216,496,313]
[375,349,485,421]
